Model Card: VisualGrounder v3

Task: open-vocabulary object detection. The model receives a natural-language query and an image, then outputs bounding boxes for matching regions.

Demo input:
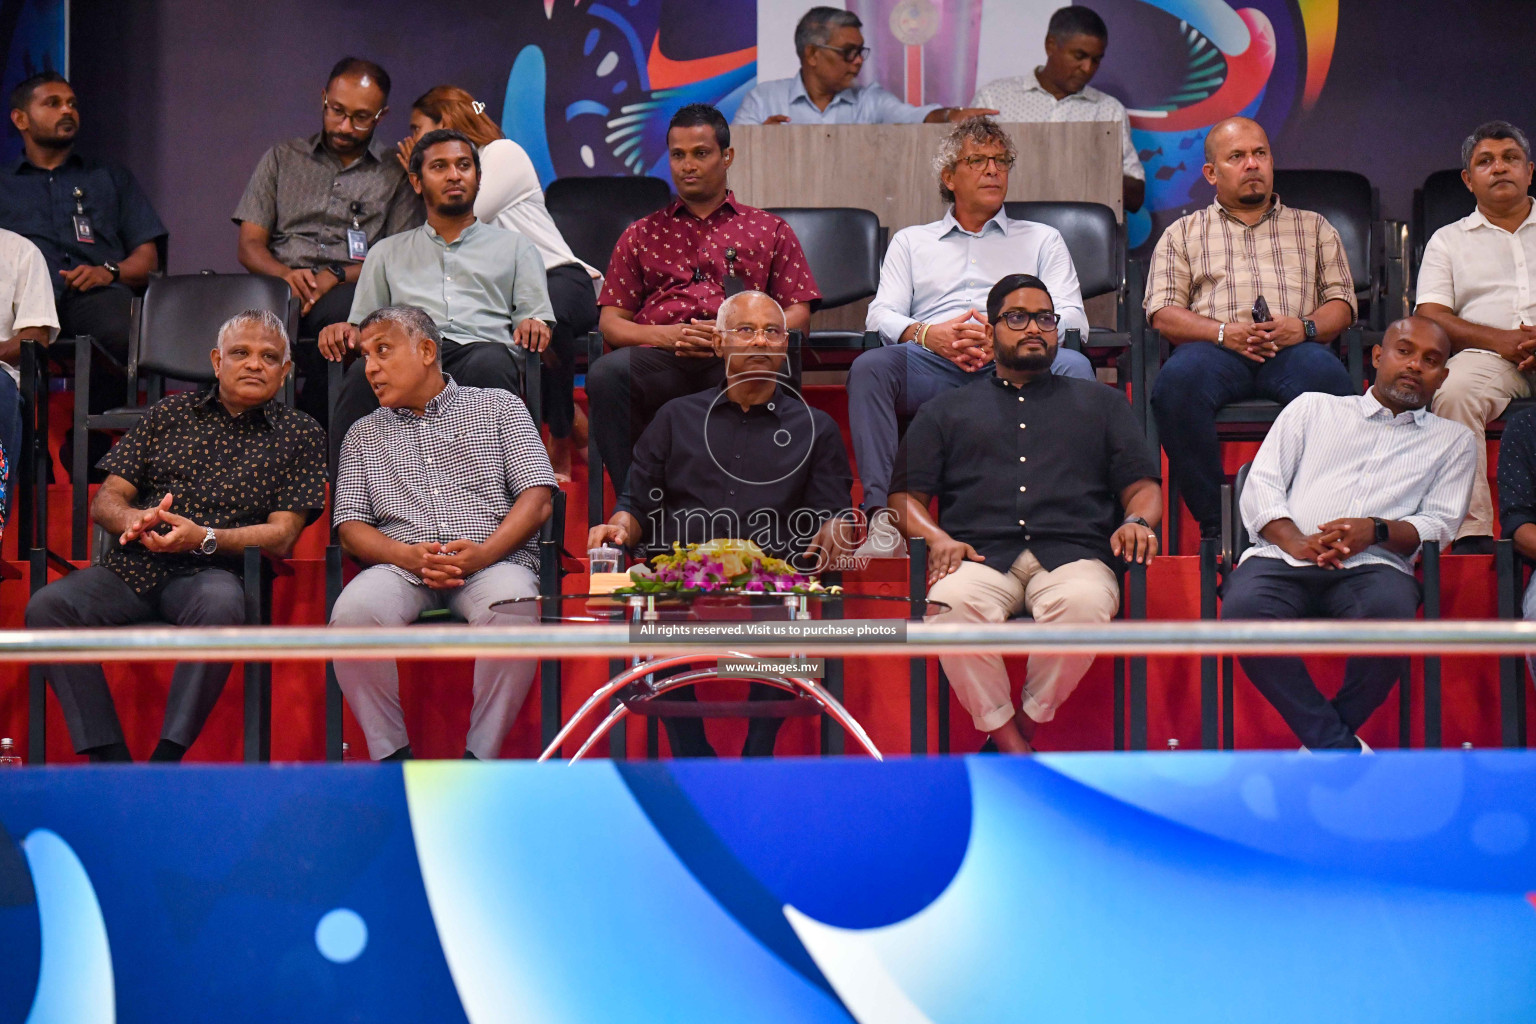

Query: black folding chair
[766,206,885,359]
[1272,170,1383,329]
[72,272,297,560]
[545,176,672,277]
[1005,200,1147,428]
[1205,461,1439,749]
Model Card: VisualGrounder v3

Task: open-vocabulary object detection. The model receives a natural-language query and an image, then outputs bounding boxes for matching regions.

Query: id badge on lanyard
[347,201,367,261]
[71,187,94,244]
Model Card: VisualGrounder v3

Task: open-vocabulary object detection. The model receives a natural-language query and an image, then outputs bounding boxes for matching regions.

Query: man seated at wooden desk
[734,7,994,126]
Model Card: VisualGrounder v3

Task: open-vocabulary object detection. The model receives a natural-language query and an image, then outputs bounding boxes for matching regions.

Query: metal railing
[5,619,1536,662]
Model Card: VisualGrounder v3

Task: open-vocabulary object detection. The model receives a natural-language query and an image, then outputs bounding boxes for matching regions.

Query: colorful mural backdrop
[497,0,758,185]
[0,0,67,165]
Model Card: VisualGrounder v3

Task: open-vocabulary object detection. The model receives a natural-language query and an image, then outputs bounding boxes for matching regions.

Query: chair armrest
[1343,325,1365,391]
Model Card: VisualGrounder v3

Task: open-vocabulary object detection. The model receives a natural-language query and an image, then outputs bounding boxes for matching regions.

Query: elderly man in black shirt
[25,310,327,762]
[588,289,855,756]
[891,273,1162,753]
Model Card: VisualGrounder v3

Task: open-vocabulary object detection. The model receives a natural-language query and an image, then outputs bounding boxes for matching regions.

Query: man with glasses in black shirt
[588,290,855,757]
[890,274,1161,753]
[234,56,421,420]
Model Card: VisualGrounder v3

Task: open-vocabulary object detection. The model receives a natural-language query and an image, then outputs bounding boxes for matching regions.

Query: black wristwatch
[1372,517,1389,545]
[1123,515,1152,531]
[103,260,121,282]
[1302,317,1317,340]
[326,263,348,282]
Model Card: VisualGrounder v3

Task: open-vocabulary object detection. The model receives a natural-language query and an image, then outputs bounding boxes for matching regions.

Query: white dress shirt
[0,227,59,385]
[733,75,937,125]
[474,138,599,279]
[866,206,1088,344]
[1240,391,1477,574]
[970,73,1143,182]
[1416,200,1536,328]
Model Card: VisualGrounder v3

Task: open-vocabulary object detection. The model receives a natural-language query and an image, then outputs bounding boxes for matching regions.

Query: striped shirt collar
[1357,387,1433,426]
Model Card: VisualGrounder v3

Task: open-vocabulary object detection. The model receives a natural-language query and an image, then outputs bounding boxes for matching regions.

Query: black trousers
[60,286,135,471]
[544,264,598,439]
[654,675,792,758]
[330,337,525,470]
[291,282,357,428]
[586,346,724,496]
[1221,557,1420,749]
[24,565,246,753]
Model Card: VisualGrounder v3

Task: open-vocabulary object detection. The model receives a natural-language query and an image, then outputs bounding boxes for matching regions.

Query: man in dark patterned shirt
[586,103,820,495]
[233,56,422,420]
[25,310,327,762]
[330,305,556,760]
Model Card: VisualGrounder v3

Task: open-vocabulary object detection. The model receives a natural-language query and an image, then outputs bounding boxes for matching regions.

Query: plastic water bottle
[1166,738,1180,751]
[0,738,21,767]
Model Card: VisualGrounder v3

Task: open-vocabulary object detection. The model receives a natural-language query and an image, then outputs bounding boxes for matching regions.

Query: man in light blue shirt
[319,128,553,465]
[733,7,994,127]
[848,118,1094,513]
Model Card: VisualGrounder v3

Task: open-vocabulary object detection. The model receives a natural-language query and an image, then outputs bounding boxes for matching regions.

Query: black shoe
[1450,536,1495,555]
[977,738,999,754]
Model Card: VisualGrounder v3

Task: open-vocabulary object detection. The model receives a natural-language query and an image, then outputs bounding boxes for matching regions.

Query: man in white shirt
[971,5,1144,212]
[1221,318,1476,751]
[848,117,1093,514]
[1416,120,1536,553]
[0,227,59,518]
[733,7,994,126]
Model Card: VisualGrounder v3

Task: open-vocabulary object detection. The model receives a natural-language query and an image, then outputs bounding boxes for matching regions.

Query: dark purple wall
[68,0,1536,272]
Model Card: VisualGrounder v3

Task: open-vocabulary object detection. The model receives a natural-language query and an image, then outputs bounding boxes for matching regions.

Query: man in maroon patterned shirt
[587,103,820,494]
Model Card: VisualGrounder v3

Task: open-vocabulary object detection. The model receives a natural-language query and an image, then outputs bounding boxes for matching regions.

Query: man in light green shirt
[319,128,553,462]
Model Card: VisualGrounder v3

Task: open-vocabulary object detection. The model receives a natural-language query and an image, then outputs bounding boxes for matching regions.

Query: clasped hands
[1220,317,1308,363]
[1281,517,1376,568]
[1491,324,1536,371]
[667,319,717,358]
[317,318,552,360]
[921,310,993,372]
[406,540,494,589]
[119,493,208,554]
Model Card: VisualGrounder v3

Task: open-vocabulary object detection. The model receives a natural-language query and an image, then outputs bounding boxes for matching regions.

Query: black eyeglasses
[814,43,871,62]
[996,310,1059,331]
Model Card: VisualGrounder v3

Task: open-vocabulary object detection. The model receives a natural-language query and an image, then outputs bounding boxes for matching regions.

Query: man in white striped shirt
[1221,317,1476,750]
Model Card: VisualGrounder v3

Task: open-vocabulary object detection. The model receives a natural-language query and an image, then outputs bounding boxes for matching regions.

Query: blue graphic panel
[2,753,1534,1022]
[0,0,68,165]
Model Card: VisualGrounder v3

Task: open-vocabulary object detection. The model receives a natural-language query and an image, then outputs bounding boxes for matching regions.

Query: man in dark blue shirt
[1498,407,1536,681]
[589,289,855,757]
[3,71,166,458]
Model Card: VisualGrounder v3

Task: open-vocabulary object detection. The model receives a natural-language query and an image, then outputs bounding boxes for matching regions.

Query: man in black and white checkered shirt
[330,304,556,760]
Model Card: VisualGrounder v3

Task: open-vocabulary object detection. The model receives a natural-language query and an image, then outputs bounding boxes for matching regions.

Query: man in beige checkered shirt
[1145,116,1358,540]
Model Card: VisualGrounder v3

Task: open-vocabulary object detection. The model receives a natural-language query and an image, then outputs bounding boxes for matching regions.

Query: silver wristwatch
[197,526,218,555]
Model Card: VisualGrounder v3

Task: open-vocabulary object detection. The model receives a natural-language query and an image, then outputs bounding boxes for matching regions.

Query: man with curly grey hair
[1417,119,1536,552]
[734,7,995,125]
[847,116,1092,525]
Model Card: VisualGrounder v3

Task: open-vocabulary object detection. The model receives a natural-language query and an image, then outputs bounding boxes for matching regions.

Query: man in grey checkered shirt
[329,304,556,760]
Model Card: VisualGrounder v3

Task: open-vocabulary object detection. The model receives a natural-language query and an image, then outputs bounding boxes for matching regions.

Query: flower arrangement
[614,539,833,594]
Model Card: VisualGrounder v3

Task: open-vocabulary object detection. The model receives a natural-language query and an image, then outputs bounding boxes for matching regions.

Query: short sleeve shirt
[0,152,166,298]
[232,134,423,269]
[333,378,558,584]
[0,228,59,385]
[1415,203,1536,329]
[969,74,1144,182]
[598,193,820,325]
[891,372,1159,571]
[1144,198,1357,324]
[96,389,328,595]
